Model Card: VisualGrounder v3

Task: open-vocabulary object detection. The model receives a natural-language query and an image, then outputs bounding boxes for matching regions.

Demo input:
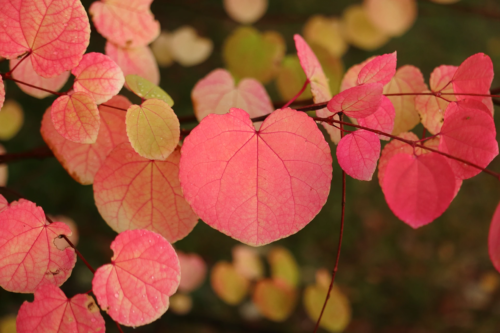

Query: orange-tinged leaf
[106,42,159,85]
[72,52,125,104]
[268,247,300,287]
[93,143,198,243]
[223,0,268,24]
[252,279,297,322]
[0,200,76,293]
[51,92,100,144]
[41,96,130,185]
[232,245,264,280]
[0,100,23,140]
[169,26,213,67]
[0,0,90,78]
[211,261,249,305]
[365,0,417,37]
[16,284,105,333]
[89,0,160,48]
[125,75,173,106]
[92,229,180,327]
[126,99,180,161]
[177,251,207,293]
[342,5,390,51]
[303,15,348,57]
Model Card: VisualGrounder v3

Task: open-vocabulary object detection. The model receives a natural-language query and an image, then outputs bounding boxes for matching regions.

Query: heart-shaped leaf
[357,52,397,86]
[106,42,159,85]
[337,130,381,181]
[126,75,173,106]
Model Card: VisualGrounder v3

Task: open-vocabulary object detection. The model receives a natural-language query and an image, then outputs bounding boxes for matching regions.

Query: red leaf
[340,57,375,92]
[377,132,418,187]
[0,0,90,77]
[337,130,380,181]
[16,284,105,333]
[92,229,180,327]
[358,95,395,140]
[327,83,383,119]
[179,108,332,246]
[452,53,494,102]
[357,52,397,86]
[489,201,500,274]
[0,194,7,213]
[93,143,198,243]
[439,99,498,179]
[0,200,76,293]
[382,153,456,228]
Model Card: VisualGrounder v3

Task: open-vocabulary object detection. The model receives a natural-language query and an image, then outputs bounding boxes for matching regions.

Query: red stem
[281,79,309,109]
[2,76,65,96]
[5,52,31,76]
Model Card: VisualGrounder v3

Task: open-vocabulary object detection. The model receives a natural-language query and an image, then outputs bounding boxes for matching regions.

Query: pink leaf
[337,130,380,181]
[177,251,207,293]
[452,53,493,102]
[0,75,4,110]
[357,52,397,86]
[179,108,332,246]
[50,92,100,144]
[105,42,160,85]
[327,83,383,119]
[377,132,418,187]
[0,0,90,78]
[358,95,395,140]
[93,143,198,242]
[41,95,131,185]
[72,52,125,104]
[16,284,105,333]
[92,229,180,327]
[89,0,160,48]
[489,201,500,274]
[340,57,375,92]
[0,199,76,293]
[0,194,7,213]
[191,69,273,123]
[382,153,456,228]
[438,99,498,179]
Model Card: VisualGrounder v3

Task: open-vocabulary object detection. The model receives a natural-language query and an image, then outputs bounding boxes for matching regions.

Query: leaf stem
[0,146,53,165]
[1,76,65,96]
[4,52,31,76]
[281,79,310,109]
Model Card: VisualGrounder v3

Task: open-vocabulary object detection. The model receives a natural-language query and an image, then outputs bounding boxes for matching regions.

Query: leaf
[310,44,345,95]
[210,261,249,305]
[151,31,174,67]
[169,26,213,67]
[0,199,76,293]
[358,95,395,140]
[232,245,264,280]
[223,0,268,24]
[179,108,332,246]
[72,52,125,104]
[488,201,500,274]
[382,153,456,228]
[0,144,7,186]
[126,99,180,160]
[16,284,105,333]
[0,100,23,140]
[357,52,397,86]
[303,15,348,57]
[327,83,383,119]
[0,194,7,213]
[41,96,131,185]
[93,143,198,242]
[191,69,273,123]
[337,130,381,181]
[92,229,180,327]
[252,279,297,322]
[0,76,4,110]
[377,132,418,187]
[0,0,90,77]
[223,26,285,84]
[452,53,494,102]
[384,65,427,134]
[50,92,100,144]
[52,215,79,250]
[169,294,193,315]
[268,246,300,288]
[340,57,375,92]
[365,0,417,37]
[10,57,70,99]
[106,42,159,85]
[438,99,498,179]
[342,5,390,51]
[177,251,207,293]
[276,55,313,102]
[126,75,173,106]
[0,315,16,333]
[89,0,160,48]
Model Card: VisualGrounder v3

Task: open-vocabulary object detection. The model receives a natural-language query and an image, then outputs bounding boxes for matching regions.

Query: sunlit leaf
[232,245,264,280]
[303,15,348,57]
[268,246,300,288]
[92,229,180,327]
[179,108,332,246]
[211,261,249,305]
[126,75,173,106]
[0,100,23,140]
[177,251,207,293]
[340,57,375,92]
[377,132,418,187]
[310,44,345,95]
[93,143,198,243]
[358,96,395,140]
[452,53,493,102]
[357,52,397,86]
[126,99,180,161]
[342,5,390,51]
[0,199,76,293]
[151,31,174,67]
[224,0,268,24]
[0,0,90,77]
[327,83,383,119]
[16,284,104,333]
[276,55,313,102]
[252,279,297,322]
[106,42,159,85]
[337,130,381,181]
[365,0,417,37]
[169,26,213,67]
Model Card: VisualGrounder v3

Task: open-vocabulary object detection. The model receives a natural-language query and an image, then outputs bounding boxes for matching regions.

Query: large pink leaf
[337,130,380,181]
[72,52,125,104]
[16,284,105,333]
[191,68,273,122]
[10,57,70,99]
[179,107,332,246]
[93,143,198,242]
[358,95,395,140]
[41,95,131,185]
[488,201,500,274]
[327,83,383,119]
[0,199,76,293]
[377,132,418,187]
[382,153,456,228]
[92,229,180,327]
[452,53,493,102]
[357,52,397,86]
[105,42,160,85]
[0,76,4,110]
[50,92,100,144]
[0,0,90,78]
[438,99,498,180]
[89,0,160,48]
[0,194,7,213]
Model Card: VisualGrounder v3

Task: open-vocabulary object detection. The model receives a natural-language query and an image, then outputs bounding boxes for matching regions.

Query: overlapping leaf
[126,75,173,106]
[93,143,198,242]
[92,229,180,327]
[179,108,332,246]
[276,56,313,102]
[327,83,383,118]
[377,132,418,186]
[268,247,300,287]
[106,42,159,85]
[451,53,493,102]
[211,261,249,305]
[252,279,297,322]
[16,284,105,333]
[357,52,397,86]
[358,96,395,140]
[337,130,381,181]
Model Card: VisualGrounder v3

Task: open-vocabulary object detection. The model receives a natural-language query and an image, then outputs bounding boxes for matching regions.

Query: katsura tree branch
[0,146,54,165]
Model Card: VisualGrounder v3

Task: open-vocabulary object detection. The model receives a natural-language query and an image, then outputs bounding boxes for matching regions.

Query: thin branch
[5,52,31,76]
[282,79,310,109]
[0,146,54,165]
[1,76,65,96]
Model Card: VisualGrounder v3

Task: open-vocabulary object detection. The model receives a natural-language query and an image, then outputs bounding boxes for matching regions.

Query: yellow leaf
[276,55,313,102]
[211,261,249,305]
[342,5,390,51]
[126,75,174,106]
[268,246,300,288]
[253,279,297,322]
[304,15,348,57]
[0,100,23,140]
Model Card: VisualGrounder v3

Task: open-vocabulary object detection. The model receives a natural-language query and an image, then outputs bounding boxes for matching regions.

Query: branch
[0,146,54,165]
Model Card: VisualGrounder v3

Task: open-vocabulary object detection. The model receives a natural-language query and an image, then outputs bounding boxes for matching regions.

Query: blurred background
[1,0,500,332]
